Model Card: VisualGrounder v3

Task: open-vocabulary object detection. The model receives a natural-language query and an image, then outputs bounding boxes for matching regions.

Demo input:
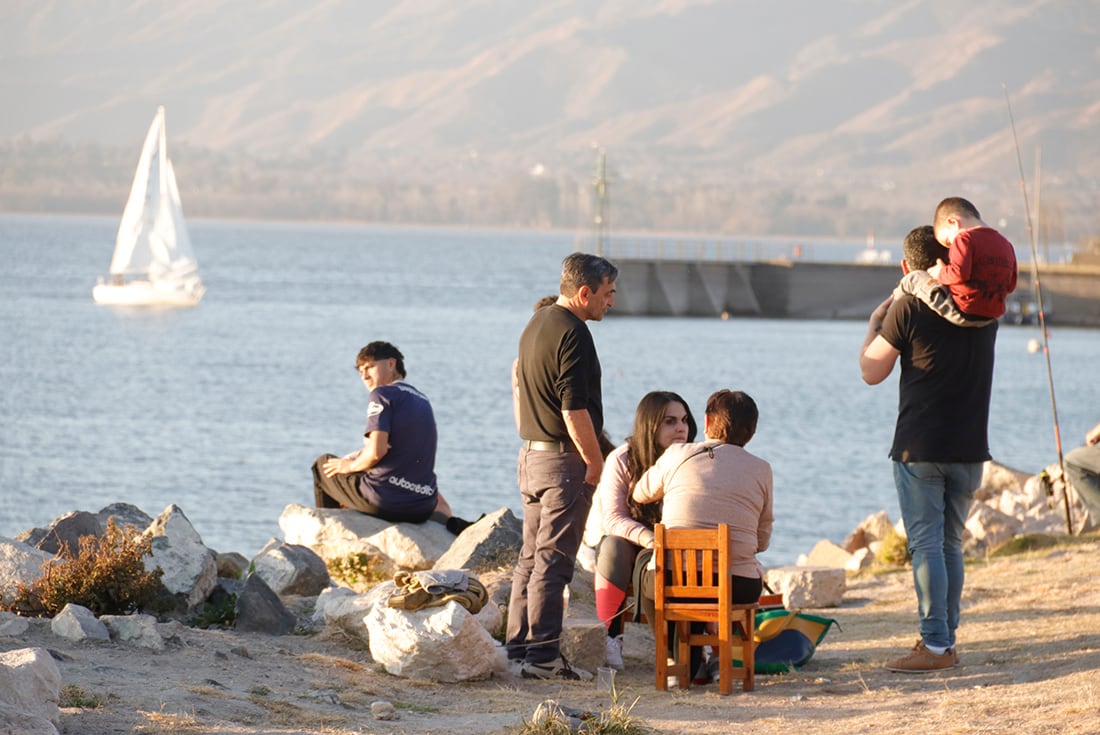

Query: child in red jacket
[927,197,1017,319]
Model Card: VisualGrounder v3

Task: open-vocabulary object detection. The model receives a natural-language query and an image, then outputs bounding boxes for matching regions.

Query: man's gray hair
[560,252,618,297]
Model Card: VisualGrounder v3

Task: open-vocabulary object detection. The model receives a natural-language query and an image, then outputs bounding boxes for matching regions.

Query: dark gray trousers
[505,447,593,665]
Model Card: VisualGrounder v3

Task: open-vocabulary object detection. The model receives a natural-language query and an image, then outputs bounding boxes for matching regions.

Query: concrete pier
[610,257,1100,325]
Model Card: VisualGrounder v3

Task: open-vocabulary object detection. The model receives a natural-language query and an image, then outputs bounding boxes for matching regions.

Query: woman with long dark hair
[589,390,697,670]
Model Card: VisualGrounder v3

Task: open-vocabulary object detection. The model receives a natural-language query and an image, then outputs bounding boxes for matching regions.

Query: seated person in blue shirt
[311,341,472,535]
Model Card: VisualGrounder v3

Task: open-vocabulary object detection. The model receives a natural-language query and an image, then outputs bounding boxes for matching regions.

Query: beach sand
[9,535,1100,735]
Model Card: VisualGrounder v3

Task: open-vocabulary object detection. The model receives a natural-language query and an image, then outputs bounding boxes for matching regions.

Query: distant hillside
[2,0,1097,241]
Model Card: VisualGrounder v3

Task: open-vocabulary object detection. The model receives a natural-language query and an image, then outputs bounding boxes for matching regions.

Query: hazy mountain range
[3,0,1098,241]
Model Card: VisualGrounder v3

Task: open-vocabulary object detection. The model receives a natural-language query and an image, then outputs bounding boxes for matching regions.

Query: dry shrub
[246,697,353,730]
[517,693,654,735]
[874,528,911,568]
[1,518,164,617]
[134,709,203,734]
[300,652,364,671]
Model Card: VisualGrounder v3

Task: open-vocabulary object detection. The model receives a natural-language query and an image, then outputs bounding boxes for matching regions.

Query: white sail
[95,106,204,306]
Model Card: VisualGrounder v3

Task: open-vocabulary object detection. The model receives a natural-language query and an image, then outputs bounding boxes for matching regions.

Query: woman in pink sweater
[587,391,697,670]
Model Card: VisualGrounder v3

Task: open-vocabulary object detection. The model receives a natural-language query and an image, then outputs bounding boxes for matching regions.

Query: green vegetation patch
[59,684,105,709]
[989,532,1098,558]
[326,552,390,592]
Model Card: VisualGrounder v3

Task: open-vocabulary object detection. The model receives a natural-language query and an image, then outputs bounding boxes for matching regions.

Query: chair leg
[655,614,668,691]
[742,609,755,692]
[675,622,691,689]
[718,621,732,695]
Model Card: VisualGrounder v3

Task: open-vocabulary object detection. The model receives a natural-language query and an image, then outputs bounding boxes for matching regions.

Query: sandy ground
[6,536,1100,735]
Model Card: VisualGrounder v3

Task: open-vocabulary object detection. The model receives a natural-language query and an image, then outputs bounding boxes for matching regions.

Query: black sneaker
[520,656,593,681]
[445,516,473,535]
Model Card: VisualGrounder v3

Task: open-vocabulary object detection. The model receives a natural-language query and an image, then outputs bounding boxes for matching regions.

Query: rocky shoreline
[1,459,1096,735]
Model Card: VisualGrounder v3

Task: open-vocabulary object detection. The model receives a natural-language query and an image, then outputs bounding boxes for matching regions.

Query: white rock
[765,566,846,609]
[0,702,60,735]
[575,544,597,574]
[559,616,606,675]
[0,538,52,606]
[857,510,895,542]
[312,585,358,622]
[1021,511,1065,536]
[50,603,109,642]
[313,586,379,644]
[366,601,498,682]
[0,612,30,637]
[799,539,852,569]
[474,598,504,638]
[0,647,62,727]
[251,539,331,596]
[1022,473,1048,506]
[841,511,895,552]
[965,503,1024,553]
[144,503,205,545]
[980,460,1031,495]
[101,613,165,651]
[280,503,452,570]
[143,505,218,610]
[845,547,874,574]
[994,489,1027,518]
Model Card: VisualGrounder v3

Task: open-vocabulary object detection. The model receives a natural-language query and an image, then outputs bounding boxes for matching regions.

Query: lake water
[1,213,1096,566]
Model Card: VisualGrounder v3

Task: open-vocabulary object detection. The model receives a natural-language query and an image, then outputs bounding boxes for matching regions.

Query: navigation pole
[593,148,609,256]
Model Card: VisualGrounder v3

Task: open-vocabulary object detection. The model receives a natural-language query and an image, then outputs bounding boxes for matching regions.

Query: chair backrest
[652,522,756,694]
[654,523,730,616]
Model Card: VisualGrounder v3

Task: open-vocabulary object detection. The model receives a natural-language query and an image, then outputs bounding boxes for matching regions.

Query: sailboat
[93,106,205,306]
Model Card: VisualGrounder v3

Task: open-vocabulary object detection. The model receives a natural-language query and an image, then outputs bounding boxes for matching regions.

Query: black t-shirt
[879,294,998,463]
[516,304,603,443]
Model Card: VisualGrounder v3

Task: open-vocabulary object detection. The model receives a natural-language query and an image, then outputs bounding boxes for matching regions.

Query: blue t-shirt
[357,381,439,516]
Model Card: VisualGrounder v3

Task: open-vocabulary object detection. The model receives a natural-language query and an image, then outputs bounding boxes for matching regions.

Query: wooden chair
[653,523,757,694]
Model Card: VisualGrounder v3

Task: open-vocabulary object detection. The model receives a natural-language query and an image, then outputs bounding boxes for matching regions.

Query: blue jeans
[505,447,593,664]
[893,461,981,650]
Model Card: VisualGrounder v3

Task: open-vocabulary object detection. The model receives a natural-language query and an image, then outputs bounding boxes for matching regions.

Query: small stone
[0,616,30,637]
[371,700,398,720]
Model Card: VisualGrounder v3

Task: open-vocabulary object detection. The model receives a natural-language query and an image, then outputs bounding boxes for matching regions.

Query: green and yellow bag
[726,609,838,674]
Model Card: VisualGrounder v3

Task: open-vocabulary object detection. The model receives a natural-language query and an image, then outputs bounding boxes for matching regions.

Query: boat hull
[92,277,205,307]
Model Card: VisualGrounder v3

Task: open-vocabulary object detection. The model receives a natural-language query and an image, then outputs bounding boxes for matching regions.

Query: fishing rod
[1002,84,1072,534]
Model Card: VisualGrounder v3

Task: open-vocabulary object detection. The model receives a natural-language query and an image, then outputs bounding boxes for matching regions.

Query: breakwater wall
[609,257,1100,326]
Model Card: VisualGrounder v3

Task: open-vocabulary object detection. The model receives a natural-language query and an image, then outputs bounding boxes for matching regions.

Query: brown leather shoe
[884,640,958,673]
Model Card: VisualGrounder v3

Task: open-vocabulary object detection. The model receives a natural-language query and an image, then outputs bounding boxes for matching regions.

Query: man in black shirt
[860,225,998,673]
[507,252,617,681]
